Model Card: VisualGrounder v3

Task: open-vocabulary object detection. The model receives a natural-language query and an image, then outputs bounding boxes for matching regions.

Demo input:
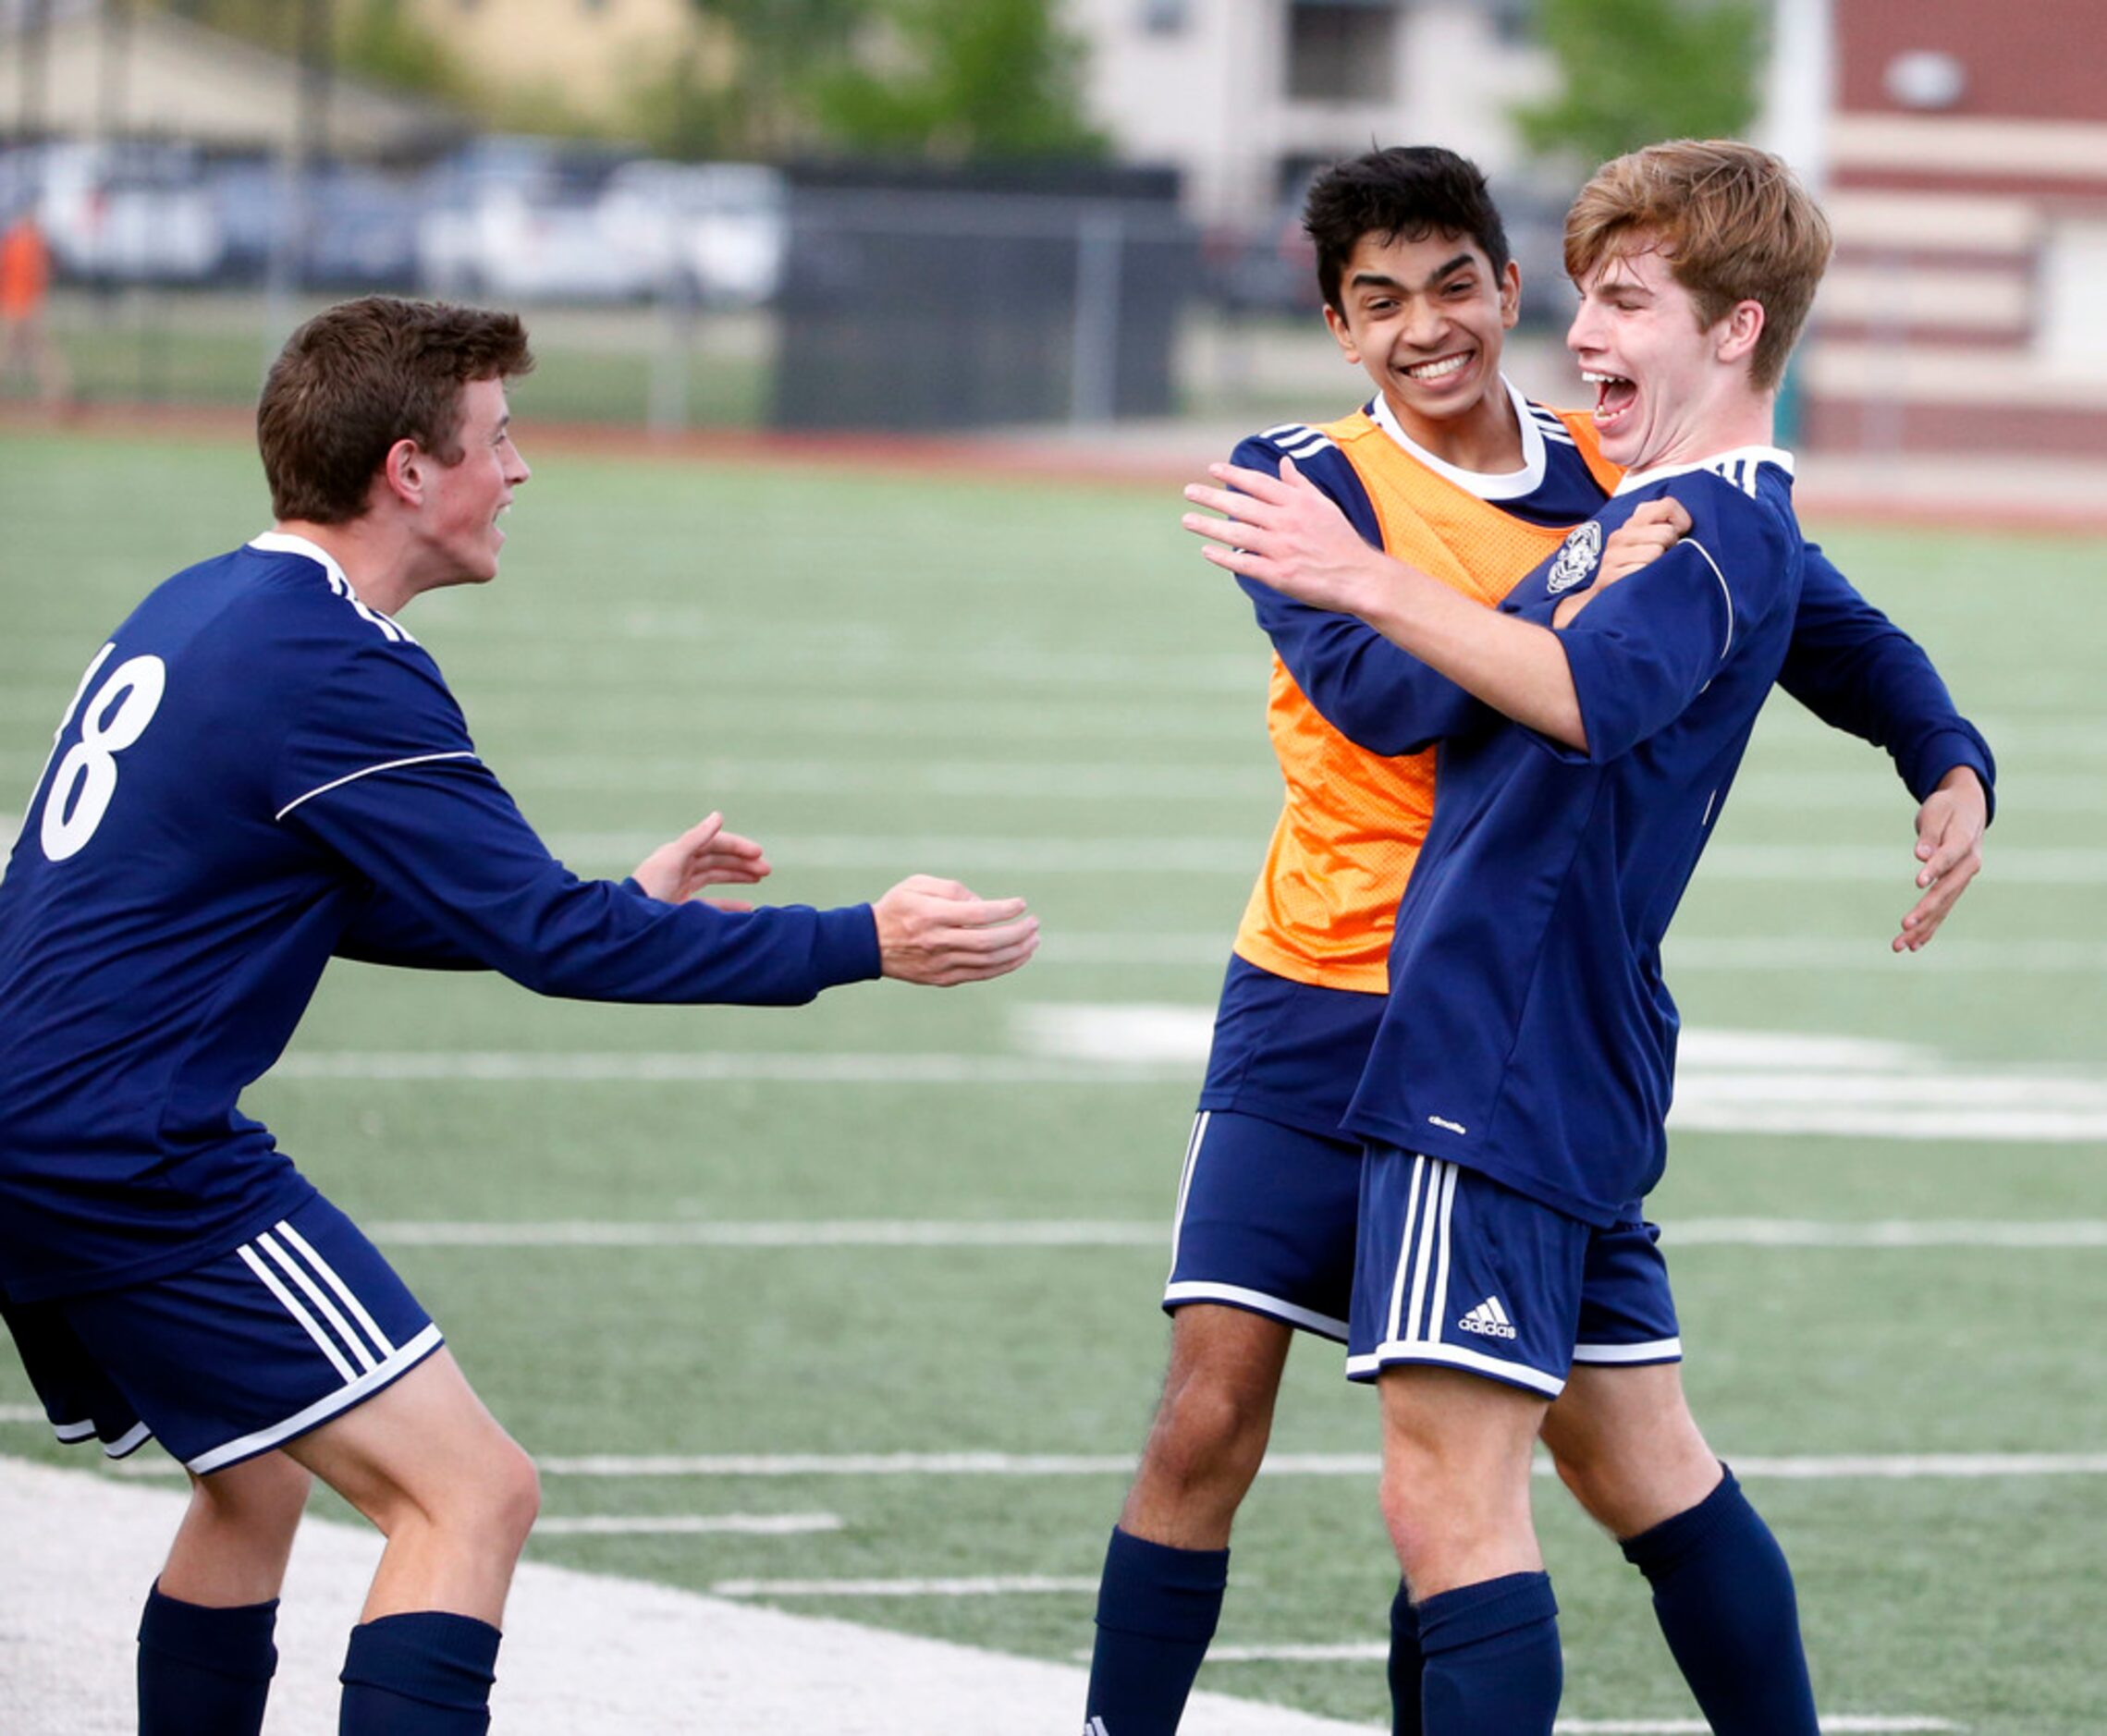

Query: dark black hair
[1302,146,1512,314]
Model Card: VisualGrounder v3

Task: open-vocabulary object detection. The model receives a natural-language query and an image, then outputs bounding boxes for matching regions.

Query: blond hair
[1563,140,1832,393]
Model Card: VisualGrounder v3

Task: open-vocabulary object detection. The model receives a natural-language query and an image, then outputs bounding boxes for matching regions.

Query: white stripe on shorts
[103,1420,152,1460]
[186,1324,445,1476]
[256,1231,380,1374]
[1165,1110,1210,1280]
[1572,1337,1684,1364]
[238,1244,359,1383]
[1162,1280,1349,1342]
[1386,1155,1429,1345]
[1346,1338,1566,1396]
[271,1218,398,1362]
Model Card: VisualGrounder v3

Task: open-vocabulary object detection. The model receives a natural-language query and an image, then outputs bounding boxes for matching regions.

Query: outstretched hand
[631,812,771,910]
[1553,497,1692,627]
[1894,767,1987,952]
[874,874,1039,986]
[1182,458,1389,616]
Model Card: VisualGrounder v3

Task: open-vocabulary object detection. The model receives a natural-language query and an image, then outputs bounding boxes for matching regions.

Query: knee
[1550,1439,1714,1540]
[476,1439,541,1553]
[1142,1372,1273,1498]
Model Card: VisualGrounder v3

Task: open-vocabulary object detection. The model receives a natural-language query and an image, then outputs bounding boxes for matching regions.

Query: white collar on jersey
[1367,375,1549,501]
[1612,445,1796,496]
[248,530,352,589]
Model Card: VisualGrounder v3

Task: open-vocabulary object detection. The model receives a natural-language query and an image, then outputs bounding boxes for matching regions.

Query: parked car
[9,141,223,285]
[417,135,654,303]
[594,160,785,306]
[205,154,426,290]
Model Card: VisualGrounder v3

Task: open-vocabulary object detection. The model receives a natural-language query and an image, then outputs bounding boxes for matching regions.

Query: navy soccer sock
[1084,1526,1231,1734]
[1415,1571,1562,1736]
[1387,1578,1424,1736]
[338,1610,503,1735]
[137,1583,279,1736]
[1620,1466,1819,1735]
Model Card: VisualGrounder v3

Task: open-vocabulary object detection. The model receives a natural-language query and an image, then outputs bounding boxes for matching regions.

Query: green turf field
[1,425,2101,1731]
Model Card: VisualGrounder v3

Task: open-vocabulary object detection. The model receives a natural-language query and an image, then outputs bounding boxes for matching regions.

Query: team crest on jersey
[1546,521,1601,594]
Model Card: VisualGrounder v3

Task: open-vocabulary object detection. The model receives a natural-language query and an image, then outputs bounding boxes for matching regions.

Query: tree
[1513,0,1762,168]
[807,0,1107,162]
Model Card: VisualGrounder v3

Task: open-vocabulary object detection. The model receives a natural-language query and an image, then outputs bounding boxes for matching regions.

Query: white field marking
[1201,1643,1390,1662]
[532,1513,843,1536]
[1012,1001,1218,1064]
[472,698,1251,745]
[1554,1723,1959,1734]
[496,754,1273,801]
[358,1217,2107,1251]
[543,831,2107,884]
[0,1457,1364,1735]
[371,1219,1167,1248]
[270,1051,1194,1085]
[1664,937,2107,974]
[0,1403,47,1424]
[1037,933,2107,973]
[265,1052,2107,1142]
[107,1448,2107,1484]
[713,1575,1098,1598]
[75,1449,2064,1482]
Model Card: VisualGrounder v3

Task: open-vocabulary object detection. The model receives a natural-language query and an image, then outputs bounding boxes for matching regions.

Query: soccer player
[1185,137,1868,1733]
[1084,147,1991,1734]
[0,296,1038,1736]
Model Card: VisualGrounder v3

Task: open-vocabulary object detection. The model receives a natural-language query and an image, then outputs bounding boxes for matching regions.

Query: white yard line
[1555,1723,1958,1734]
[1035,933,2107,972]
[533,1513,841,1536]
[354,1217,2107,1250]
[93,1449,2085,1482]
[713,1575,1097,1598]
[268,1048,2107,1142]
[541,832,2107,883]
[0,1457,1366,1736]
[272,1051,1194,1084]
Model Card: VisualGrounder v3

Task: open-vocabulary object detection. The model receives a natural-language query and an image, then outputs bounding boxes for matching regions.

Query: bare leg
[1085,1304,1297,1734]
[1543,1363,1819,1735]
[1378,1364,1545,1595]
[284,1348,539,1625]
[158,1451,312,1607]
[1379,1366,1561,1735]
[1121,1302,1294,1548]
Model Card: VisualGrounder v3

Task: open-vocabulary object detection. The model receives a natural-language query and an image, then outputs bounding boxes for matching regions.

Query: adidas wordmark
[1458,1296,1517,1340]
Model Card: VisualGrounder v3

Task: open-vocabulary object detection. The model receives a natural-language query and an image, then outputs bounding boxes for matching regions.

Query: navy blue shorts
[1,1193,442,1475]
[1345,1146,1680,1397]
[1163,1108,1363,1341]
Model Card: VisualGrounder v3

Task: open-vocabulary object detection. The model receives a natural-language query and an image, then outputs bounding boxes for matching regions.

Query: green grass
[1,425,2103,1731]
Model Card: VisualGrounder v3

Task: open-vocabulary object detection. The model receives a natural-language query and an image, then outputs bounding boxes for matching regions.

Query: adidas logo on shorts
[1458,1296,1517,1340]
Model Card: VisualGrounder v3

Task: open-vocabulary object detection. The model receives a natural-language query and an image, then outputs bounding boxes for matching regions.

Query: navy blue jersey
[0,537,881,1301]
[1201,395,1993,1143]
[1343,449,1809,1223]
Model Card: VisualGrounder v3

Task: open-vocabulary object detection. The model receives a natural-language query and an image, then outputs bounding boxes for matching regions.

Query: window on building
[1286,1,1398,104]
[1139,0,1190,33]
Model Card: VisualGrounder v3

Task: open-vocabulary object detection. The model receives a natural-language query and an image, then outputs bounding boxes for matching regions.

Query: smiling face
[1324,227,1521,455]
[414,374,530,588]
[1566,238,1765,472]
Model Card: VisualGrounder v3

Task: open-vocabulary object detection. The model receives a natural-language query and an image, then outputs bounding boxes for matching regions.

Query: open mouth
[1402,352,1472,385]
[1583,369,1637,428]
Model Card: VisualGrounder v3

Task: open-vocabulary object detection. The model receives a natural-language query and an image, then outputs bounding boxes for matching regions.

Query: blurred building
[398,0,729,130]
[1064,0,1547,226]
[0,0,460,156]
[1802,0,2107,456]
